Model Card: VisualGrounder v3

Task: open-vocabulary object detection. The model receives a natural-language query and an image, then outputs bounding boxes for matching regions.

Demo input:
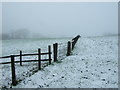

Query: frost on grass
[1,36,118,88]
[0,38,70,88]
[13,36,118,88]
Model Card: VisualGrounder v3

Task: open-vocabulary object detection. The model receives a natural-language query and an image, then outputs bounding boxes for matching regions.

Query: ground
[12,35,118,88]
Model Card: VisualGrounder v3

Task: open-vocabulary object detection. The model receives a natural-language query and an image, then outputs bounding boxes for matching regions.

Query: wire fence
[0,35,80,87]
[57,42,68,60]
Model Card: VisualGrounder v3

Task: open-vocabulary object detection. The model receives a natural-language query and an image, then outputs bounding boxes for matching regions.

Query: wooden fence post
[38,48,41,70]
[72,35,80,50]
[20,51,22,66]
[11,55,17,86]
[67,41,71,56]
[53,43,58,62]
[72,40,75,50]
[55,43,58,61]
[48,45,51,64]
[53,44,56,62]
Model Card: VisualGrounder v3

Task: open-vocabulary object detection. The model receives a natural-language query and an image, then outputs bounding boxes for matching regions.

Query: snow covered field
[2,38,71,56]
[1,35,118,88]
[0,38,71,88]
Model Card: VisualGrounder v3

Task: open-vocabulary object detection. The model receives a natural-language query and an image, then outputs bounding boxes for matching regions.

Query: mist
[2,2,118,39]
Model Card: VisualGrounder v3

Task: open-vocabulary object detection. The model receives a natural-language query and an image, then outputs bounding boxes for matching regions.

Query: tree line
[1,29,30,40]
[1,29,47,40]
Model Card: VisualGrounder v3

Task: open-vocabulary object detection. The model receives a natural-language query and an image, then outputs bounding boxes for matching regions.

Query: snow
[1,36,118,88]
[0,38,71,88]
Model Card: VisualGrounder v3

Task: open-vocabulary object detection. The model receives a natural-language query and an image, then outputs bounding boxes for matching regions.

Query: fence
[0,35,80,86]
[0,45,52,86]
[53,35,80,61]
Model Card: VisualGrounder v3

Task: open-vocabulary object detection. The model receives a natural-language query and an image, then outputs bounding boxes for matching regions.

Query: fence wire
[57,42,68,60]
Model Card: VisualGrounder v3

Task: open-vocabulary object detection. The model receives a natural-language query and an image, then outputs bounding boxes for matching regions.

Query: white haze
[2,2,118,38]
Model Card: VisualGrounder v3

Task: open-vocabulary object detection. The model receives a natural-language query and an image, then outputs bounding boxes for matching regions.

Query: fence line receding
[0,35,80,86]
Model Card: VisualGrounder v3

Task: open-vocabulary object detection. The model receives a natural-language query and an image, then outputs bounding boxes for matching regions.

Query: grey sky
[2,2,118,37]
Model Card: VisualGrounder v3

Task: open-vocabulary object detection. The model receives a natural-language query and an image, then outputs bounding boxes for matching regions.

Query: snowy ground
[0,38,71,88]
[11,35,118,88]
[0,36,118,88]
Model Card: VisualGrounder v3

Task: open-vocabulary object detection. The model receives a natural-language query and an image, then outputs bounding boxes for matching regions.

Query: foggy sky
[2,2,118,37]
